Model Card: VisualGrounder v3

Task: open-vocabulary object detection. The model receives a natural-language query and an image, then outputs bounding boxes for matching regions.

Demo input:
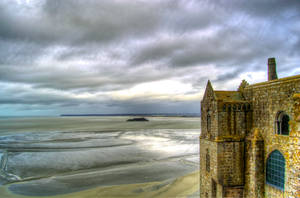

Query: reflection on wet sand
[0,171,199,198]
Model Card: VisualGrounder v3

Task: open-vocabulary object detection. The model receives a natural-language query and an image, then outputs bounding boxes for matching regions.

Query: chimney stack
[268,57,278,81]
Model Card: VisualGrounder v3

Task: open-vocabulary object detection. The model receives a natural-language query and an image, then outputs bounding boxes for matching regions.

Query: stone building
[200,58,300,197]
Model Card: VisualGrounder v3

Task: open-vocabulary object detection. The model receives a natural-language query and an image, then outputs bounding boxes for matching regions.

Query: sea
[0,116,200,198]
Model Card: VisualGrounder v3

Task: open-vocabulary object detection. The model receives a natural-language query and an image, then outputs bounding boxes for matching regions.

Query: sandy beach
[0,171,199,198]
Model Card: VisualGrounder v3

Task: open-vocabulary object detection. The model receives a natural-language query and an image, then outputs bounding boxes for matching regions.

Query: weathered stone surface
[200,58,300,198]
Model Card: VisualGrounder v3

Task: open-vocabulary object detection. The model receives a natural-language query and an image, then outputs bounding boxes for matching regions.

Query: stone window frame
[275,111,290,135]
[266,150,285,191]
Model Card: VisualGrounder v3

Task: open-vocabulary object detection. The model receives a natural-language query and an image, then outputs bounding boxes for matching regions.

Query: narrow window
[266,150,285,191]
[275,111,290,135]
[206,149,210,172]
[212,179,217,198]
[281,114,289,135]
[207,114,211,133]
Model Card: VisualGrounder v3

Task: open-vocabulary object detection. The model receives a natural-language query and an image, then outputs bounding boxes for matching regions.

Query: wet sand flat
[0,116,200,198]
[9,159,197,196]
[0,171,199,198]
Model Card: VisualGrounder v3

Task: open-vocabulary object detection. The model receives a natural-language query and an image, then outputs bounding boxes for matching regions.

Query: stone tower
[268,57,278,81]
[200,81,252,198]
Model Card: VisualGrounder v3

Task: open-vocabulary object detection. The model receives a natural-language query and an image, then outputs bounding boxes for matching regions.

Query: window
[207,114,211,132]
[206,149,210,172]
[275,111,290,135]
[266,150,285,190]
[212,179,217,198]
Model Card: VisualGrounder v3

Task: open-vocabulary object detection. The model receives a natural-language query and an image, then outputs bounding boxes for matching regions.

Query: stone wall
[244,129,265,198]
[217,141,244,186]
[217,102,252,138]
[243,75,300,197]
[200,73,299,198]
[200,139,245,197]
[284,94,300,198]
[201,99,218,140]
[201,82,219,141]
[200,138,218,198]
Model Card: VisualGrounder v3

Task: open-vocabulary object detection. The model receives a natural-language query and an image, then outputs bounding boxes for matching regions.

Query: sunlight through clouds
[110,80,194,100]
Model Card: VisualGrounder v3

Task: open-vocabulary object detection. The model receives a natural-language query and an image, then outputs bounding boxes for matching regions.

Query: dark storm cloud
[130,37,187,66]
[0,0,163,45]
[0,62,175,92]
[215,68,245,83]
[0,40,45,65]
[0,0,299,115]
[225,0,300,18]
[103,96,200,115]
[0,82,124,116]
[130,0,300,70]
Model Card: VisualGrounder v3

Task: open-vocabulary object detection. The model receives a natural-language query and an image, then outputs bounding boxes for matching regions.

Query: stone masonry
[200,58,300,197]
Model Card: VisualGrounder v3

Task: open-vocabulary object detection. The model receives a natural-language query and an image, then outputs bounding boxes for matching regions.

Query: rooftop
[245,74,300,90]
[214,91,244,102]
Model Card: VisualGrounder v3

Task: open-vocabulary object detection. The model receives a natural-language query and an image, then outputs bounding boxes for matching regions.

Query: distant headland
[60,113,200,117]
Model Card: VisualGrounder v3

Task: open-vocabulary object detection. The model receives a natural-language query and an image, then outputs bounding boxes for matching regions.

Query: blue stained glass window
[266,150,285,191]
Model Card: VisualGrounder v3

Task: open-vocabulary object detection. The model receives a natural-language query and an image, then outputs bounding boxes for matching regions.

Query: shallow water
[0,116,200,197]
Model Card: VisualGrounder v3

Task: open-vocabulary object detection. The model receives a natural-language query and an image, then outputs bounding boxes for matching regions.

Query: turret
[268,57,278,81]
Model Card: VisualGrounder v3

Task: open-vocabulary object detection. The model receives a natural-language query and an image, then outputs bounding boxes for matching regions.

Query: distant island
[126,117,149,122]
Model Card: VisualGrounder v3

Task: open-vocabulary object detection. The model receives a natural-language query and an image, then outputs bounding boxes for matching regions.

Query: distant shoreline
[60,113,200,117]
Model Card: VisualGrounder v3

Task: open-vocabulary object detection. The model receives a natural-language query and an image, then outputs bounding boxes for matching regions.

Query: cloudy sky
[0,0,300,116]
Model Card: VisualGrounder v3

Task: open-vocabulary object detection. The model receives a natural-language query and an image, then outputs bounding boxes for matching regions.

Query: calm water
[0,116,200,197]
[0,116,200,135]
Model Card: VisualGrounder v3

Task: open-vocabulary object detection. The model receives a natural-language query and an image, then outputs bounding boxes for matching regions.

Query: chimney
[268,57,278,81]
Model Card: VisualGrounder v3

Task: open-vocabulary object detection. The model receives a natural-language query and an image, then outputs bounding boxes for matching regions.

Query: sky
[0,0,300,116]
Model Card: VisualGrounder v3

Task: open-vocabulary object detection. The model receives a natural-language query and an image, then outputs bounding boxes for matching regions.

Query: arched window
[266,150,285,190]
[276,111,290,135]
